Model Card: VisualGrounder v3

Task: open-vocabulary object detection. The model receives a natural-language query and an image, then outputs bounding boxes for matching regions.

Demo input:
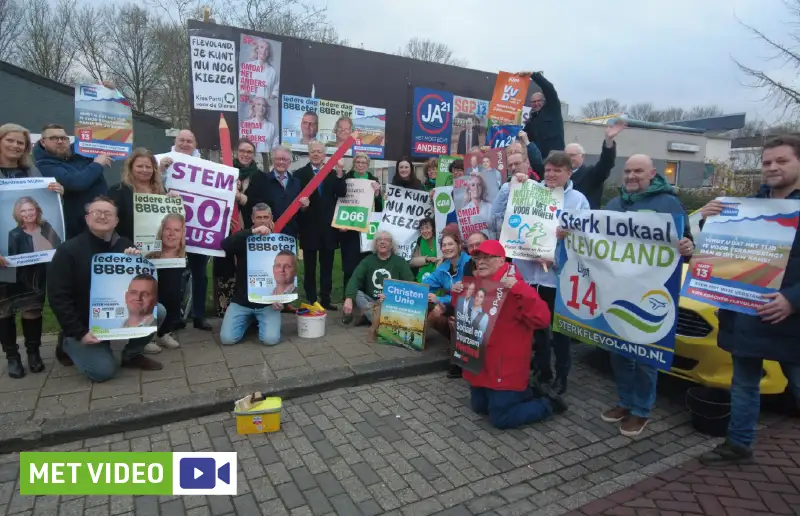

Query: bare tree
[400,38,467,66]
[581,98,625,119]
[0,0,22,60]
[734,1,800,118]
[234,0,346,44]
[658,106,686,123]
[685,105,724,119]
[626,102,659,122]
[151,21,191,127]
[17,0,76,83]
[71,5,110,82]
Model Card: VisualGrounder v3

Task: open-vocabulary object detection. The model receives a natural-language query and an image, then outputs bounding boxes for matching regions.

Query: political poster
[189,36,237,112]
[488,71,529,125]
[281,95,320,152]
[499,181,564,261]
[554,211,684,371]
[486,125,522,149]
[521,106,533,126]
[411,87,454,157]
[450,96,489,156]
[237,33,281,153]
[246,233,299,304]
[90,253,158,341]
[163,153,239,257]
[319,99,354,153]
[332,179,374,232]
[455,149,504,239]
[351,105,387,158]
[133,194,187,269]
[361,213,381,253]
[377,280,429,351]
[74,84,133,160]
[681,198,800,315]
[436,156,458,187]
[451,278,507,374]
[0,178,65,267]
[379,185,433,260]
[432,186,455,258]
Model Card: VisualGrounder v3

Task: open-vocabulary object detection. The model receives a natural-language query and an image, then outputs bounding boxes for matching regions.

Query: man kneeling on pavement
[456,240,567,429]
[48,196,166,382]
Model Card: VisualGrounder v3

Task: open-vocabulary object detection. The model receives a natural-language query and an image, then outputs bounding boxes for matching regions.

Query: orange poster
[488,72,529,125]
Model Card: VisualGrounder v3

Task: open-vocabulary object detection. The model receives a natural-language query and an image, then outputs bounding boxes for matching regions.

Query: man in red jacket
[460,240,567,429]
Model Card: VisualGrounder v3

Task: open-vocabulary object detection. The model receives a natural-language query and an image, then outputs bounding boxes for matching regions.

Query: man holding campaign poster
[452,240,564,430]
[698,136,800,467]
[219,203,285,346]
[48,196,166,382]
[246,233,298,304]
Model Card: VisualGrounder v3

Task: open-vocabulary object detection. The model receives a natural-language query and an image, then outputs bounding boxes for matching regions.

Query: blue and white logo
[173,452,237,495]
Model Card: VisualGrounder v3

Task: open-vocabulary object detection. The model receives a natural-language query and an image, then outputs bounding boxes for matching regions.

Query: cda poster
[378,186,432,260]
[74,84,133,160]
[554,211,683,371]
[332,179,374,232]
[90,253,158,340]
[0,178,65,267]
[133,194,187,268]
[247,234,299,304]
[452,278,507,374]
[499,181,564,261]
[377,280,429,351]
[681,197,800,315]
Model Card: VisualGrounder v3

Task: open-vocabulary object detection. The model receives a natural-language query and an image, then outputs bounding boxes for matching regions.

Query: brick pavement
[1,346,786,516]
[0,315,444,434]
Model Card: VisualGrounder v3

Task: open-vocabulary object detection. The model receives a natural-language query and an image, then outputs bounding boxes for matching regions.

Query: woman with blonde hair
[145,213,186,260]
[108,148,182,353]
[0,123,64,378]
[9,196,62,255]
[242,37,279,99]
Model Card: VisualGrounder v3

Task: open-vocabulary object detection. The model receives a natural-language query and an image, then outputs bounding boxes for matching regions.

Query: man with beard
[34,124,111,239]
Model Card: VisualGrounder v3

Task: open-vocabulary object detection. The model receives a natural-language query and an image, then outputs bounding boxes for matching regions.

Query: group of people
[0,73,796,467]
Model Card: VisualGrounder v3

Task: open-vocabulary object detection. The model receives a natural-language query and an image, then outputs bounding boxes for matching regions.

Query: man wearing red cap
[457,240,567,429]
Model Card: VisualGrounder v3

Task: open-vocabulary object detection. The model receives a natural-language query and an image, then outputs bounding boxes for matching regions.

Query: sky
[322,0,796,123]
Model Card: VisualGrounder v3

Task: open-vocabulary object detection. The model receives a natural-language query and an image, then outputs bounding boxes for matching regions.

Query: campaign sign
[499,181,564,261]
[0,178,65,267]
[411,87,453,157]
[133,194,187,269]
[681,197,800,315]
[436,156,458,187]
[90,253,158,341]
[247,233,299,304]
[332,179,374,232]
[379,186,432,260]
[432,186,454,258]
[163,153,239,257]
[452,278,507,374]
[360,213,381,253]
[554,211,684,371]
[377,280,429,351]
[75,84,133,159]
[486,125,522,149]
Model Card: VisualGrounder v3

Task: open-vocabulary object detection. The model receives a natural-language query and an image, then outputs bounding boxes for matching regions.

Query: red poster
[451,278,507,374]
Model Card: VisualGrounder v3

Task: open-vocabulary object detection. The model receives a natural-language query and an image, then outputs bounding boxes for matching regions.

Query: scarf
[619,174,674,206]
[233,159,260,181]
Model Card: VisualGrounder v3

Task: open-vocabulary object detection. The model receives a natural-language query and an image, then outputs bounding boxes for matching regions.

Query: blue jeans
[219,302,282,346]
[187,253,209,319]
[728,357,800,448]
[471,387,553,429]
[63,303,166,382]
[610,353,658,418]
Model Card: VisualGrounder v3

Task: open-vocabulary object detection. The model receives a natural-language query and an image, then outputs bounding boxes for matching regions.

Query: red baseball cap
[471,240,506,259]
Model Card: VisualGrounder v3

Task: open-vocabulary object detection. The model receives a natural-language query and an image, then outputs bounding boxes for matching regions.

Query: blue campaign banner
[246,233,299,304]
[411,88,454,158]
[553,211,684,371]
[377,280,429,350]
[90,253,158,341]
[486,125,522,149]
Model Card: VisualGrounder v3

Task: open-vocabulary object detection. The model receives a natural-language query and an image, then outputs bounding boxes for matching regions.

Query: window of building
[664,161,679,185]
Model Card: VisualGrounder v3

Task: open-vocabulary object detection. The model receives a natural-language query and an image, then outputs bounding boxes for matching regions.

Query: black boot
[21,317,45,373]
[0,317,24,379]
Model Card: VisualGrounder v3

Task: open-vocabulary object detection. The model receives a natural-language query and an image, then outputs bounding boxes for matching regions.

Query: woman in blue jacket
[423,227,470,340]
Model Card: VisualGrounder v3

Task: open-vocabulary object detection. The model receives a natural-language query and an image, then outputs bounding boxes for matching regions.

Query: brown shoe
[121,355,163,371]
[620,415,649,437]
[601,406,630,423]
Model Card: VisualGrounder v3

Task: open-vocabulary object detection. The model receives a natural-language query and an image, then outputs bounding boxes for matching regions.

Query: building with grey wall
[0,61,172,185]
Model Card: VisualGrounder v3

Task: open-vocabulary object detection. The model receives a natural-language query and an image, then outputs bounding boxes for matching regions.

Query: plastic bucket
[686,387,731,437]
[297,313,326,339]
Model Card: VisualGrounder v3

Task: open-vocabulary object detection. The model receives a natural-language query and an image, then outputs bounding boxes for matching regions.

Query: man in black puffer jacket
[521,71,565,160]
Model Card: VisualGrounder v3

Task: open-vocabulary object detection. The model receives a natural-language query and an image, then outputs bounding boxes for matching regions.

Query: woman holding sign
[0,123,64,379]
[108,149,182,352]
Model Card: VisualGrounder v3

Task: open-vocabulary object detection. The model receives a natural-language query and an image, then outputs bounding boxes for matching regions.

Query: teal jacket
[423,251,471,304]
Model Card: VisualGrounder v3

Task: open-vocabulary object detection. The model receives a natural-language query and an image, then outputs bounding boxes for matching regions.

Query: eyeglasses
[88,210,116,218]
[45,136,70,142]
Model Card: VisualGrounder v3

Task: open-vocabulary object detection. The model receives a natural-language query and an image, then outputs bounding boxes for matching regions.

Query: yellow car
[670,212,788,394]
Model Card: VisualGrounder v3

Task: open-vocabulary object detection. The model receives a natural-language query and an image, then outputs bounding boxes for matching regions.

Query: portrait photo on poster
[133,193,187,269]
[90,253,159,341]
[238,34,282,153]
[0,178,66,267]
[247,233,299,304]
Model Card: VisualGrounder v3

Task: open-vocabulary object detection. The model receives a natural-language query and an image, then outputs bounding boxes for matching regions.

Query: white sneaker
[143,342,162,354]
[156,333,181,349]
